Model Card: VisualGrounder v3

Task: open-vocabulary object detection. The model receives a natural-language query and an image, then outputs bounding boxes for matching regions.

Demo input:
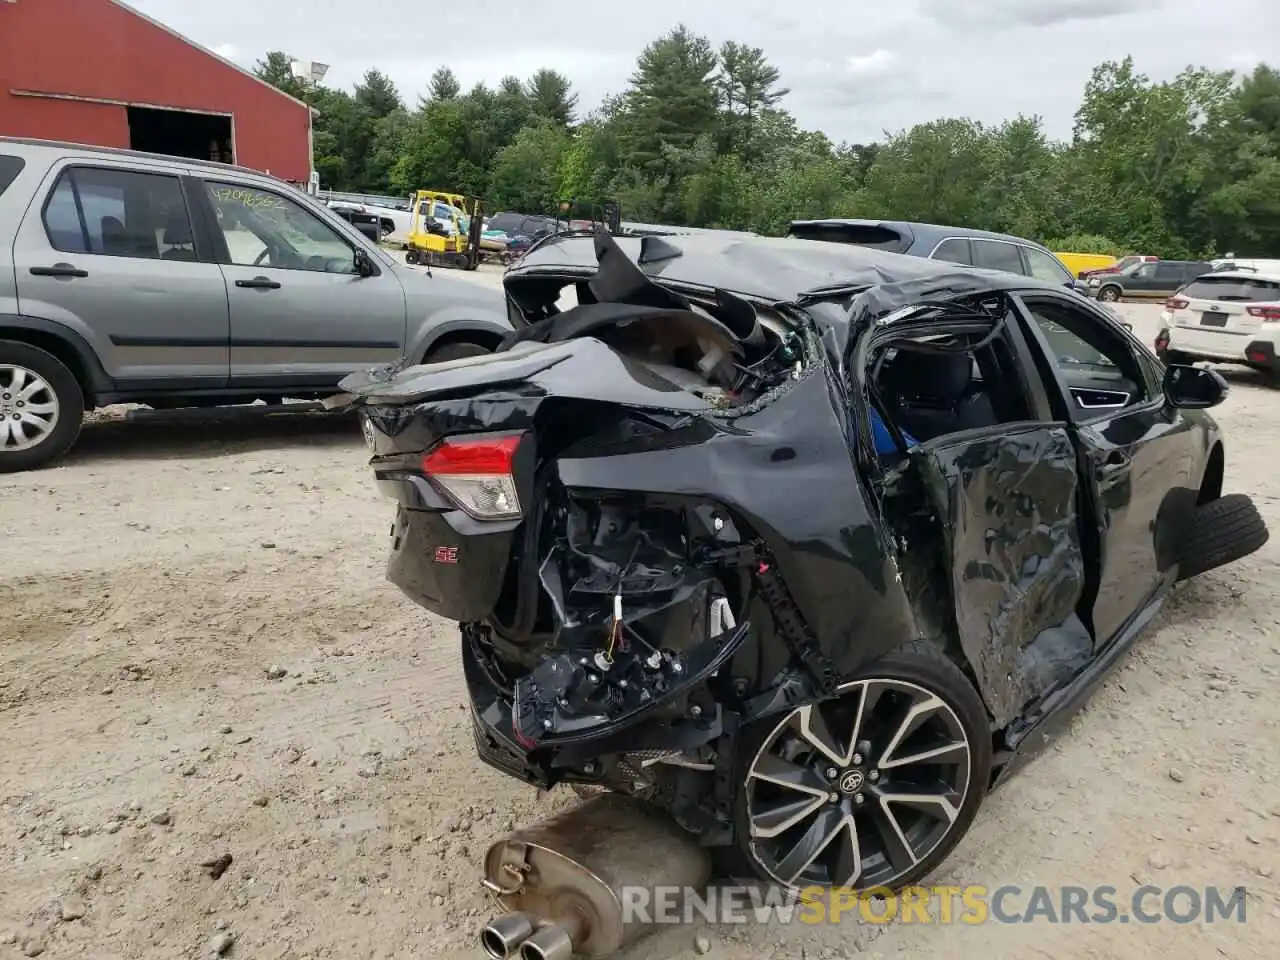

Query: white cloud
[845,50,897,78]
[211,43,238,60]
[919,0,1166,29]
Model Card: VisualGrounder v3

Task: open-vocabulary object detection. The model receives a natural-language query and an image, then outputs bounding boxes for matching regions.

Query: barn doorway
[127,106,233,164]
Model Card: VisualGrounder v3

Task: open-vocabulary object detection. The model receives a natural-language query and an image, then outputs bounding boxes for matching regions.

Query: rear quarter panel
[401,273,513,361]
[0,149,49,316]
[553,364,921,679]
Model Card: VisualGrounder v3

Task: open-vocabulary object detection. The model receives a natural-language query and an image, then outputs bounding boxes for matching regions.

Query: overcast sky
[127,0,1274,144]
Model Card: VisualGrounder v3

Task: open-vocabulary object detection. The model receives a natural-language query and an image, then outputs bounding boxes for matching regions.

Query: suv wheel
[0,341,84,473]
[1097,284,1121,302]
[728,640,991,892]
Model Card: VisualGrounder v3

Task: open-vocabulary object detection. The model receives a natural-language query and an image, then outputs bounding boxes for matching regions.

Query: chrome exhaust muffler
[479,793,712,958]
[480,911,537,959]
[518,913,583,960]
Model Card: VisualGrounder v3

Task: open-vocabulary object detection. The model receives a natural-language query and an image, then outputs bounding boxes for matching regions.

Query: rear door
[1020,245,1077,290]
[1016,290,1194,647]
[1120,262,1159,297]
[1147,261,1188,298]
[196,177,408,390]
[970,238,1028,277]
[863,311,1090,727]
[929,237,973,265]
[12,159,229,386]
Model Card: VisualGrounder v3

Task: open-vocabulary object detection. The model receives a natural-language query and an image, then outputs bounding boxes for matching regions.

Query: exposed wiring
[604,538,643,663]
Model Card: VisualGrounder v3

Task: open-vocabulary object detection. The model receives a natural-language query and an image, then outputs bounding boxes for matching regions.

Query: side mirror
[353,248,376,277]
[1163,364,1227,409]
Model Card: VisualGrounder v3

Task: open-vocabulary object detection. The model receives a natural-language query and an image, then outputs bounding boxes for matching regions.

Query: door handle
[30,263,88,278]
[235,276,281,289]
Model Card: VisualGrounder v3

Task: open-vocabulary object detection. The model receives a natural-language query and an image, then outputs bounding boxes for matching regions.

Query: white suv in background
[1155,270,1280,378]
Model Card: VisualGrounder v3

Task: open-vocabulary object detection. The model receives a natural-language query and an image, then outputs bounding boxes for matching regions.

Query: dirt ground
[2,288,1278,960]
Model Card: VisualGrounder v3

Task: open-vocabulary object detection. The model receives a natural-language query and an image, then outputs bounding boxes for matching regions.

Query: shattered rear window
[1183,275,1280,302]
[789,222,911,253]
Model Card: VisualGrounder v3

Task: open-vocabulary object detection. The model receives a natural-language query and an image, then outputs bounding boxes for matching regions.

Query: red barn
[0,0,313,182]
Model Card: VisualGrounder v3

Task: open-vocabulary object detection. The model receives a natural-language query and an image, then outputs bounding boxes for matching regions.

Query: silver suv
[0,138,512,472]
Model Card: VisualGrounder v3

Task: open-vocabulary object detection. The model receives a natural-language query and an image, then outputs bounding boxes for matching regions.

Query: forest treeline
[255,29,1280,257]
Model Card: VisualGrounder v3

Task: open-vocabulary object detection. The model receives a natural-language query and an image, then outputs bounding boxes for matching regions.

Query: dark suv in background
[788,218,1086,291]
[1087,259,1213,301]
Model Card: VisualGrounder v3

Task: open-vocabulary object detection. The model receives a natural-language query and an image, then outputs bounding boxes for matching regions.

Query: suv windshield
[1183,275,1280,302]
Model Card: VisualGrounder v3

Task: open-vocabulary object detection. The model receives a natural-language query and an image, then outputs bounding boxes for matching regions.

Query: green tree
[245,36,1280,257]
[253,51,307,100]
[354,69,403,119]
[526,69,578,126]
[488,122,572,213]
[718,42,789,159]
[623,26,721,172]
[428,67,461,101]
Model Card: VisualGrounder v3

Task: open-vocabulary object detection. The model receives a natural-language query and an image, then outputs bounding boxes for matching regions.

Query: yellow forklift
[404,190,485,270]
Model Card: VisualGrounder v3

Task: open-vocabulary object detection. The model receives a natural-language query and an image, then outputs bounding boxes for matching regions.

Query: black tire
[1177,493,1269,580]
[424,341,491,364]
[723,638,992,892]
[0,339,84,473]
[1097,285,1121,302]
[405,249,420,265]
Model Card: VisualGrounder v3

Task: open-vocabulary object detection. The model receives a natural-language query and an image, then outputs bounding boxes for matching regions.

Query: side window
[42,167,194,260]
[205,182,356,274]
[0,155,25,197]
[971,239,1026,275]
[43,176,86,252]
[1154,262,1183,282]
[1024,299,1149,413]
[1131,263,1157,279]
[932,237,972,265]
[1023,246,1072,285]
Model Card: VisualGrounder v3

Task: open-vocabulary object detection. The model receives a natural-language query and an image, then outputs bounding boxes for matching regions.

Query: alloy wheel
[743,678,972,890]
[0,364,61,453]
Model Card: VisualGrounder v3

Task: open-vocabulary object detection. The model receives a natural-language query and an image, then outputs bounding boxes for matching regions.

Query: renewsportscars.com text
[620,884,1249,926]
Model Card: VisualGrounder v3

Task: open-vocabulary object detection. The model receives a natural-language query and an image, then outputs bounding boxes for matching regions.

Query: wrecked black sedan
[337,228,1268,896]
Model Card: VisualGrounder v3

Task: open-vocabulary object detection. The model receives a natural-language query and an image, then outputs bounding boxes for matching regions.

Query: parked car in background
[787,219,1087,292]
[0,137,512,473]
[1088,259,1213,301]
[328,203,391,243]
[1211,257,1280,274]
[1155,269,1280,377]
[1079,254,1158,280]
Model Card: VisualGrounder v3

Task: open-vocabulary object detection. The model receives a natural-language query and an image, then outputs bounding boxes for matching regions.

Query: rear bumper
[462,624,742,787]
[1165,324,1276,366]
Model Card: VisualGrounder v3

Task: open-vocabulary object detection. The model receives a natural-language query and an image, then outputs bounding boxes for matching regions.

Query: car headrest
[162,212,193,245]
[881,349,973,403]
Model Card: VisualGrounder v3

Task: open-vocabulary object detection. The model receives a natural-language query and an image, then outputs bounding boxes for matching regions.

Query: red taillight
[1166,297,1188,310]
[1247,305,1280,321]
[423,433,523,519]
[424,434,520,475]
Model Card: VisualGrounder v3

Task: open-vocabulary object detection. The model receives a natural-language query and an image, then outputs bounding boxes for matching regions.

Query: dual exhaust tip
[481,911,577,960]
